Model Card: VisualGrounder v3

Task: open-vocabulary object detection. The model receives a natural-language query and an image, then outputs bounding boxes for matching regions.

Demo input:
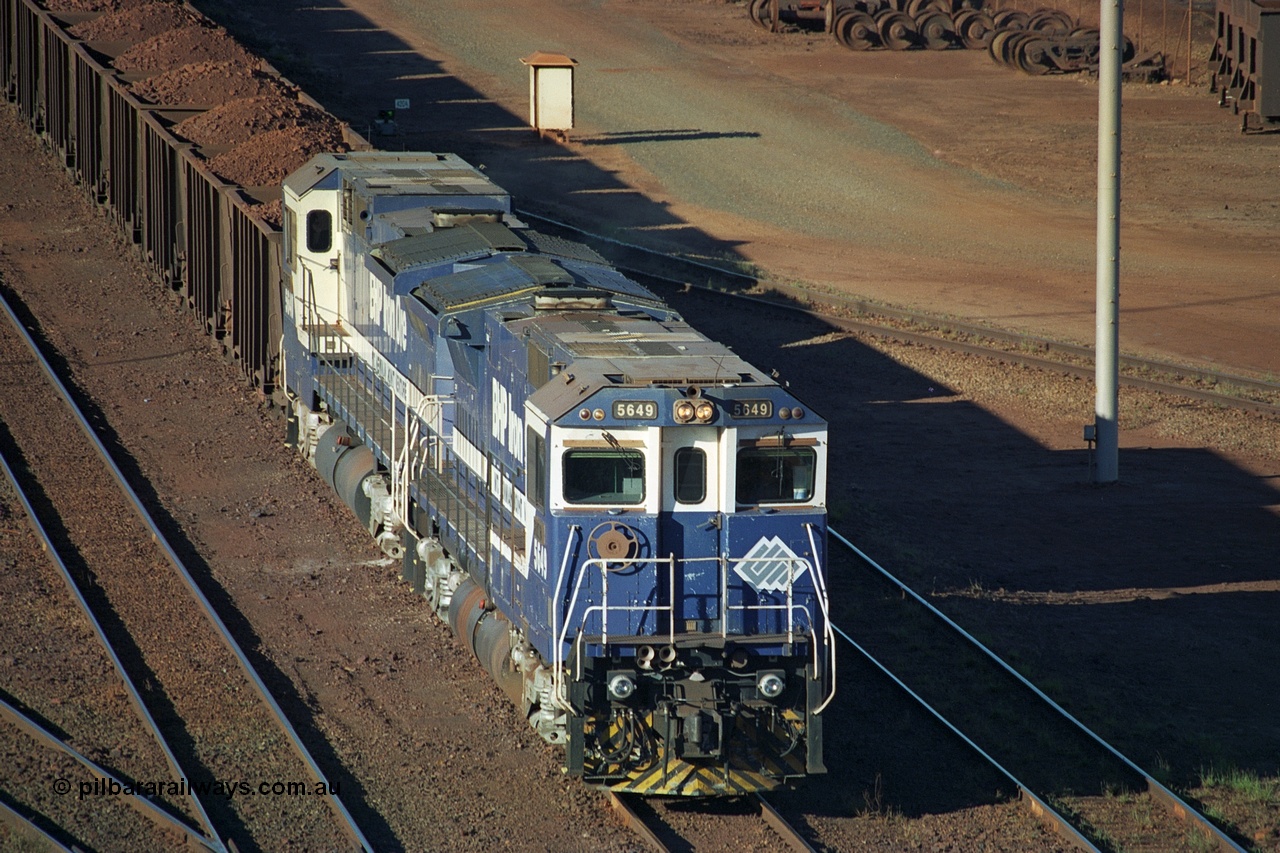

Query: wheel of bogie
[875,9,918,48]
[915,10,956,48]
[962,9,993,49]
[987,27,1016,62]
[1047,9,1075,29]
[1006,9,1031,28]
[1067,27,1100,64]
[1052,9,1076,30]
[1027,9,1071,35]
[834,8,857,43]
[991,8,1029,29]
[748,0,773,28]
[906,0,950,15]
[1026,11,1054,32]
[999,30,1035,66]
[988,28,1027,65]
[956,9,995,48]
[837,10,882,48]
[1121,34,1135,62]
[1015,36,1054,73]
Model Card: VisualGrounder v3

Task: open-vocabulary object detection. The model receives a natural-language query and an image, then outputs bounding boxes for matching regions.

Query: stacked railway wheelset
[747,0,1153,76]
[985,14,1136,74]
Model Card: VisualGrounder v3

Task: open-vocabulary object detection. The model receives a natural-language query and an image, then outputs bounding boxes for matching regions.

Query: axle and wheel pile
[747,0,1159,77]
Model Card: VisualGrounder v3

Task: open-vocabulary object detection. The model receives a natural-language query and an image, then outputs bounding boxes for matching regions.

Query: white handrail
[719,552,728,639]
[545,528,835,718]
[555,552,824,656]
[390,383,399,520]
[805,523,837,714]
[392,399,416,530]
[550,525,581,710]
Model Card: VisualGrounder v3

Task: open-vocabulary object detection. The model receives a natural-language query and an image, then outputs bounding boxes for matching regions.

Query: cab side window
[306,209,332,253]
[563,449,645,505]
[527,428,546,509]
[736,447,816,504]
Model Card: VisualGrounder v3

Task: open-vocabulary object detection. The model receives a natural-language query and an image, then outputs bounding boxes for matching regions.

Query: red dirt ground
[1,0,1277,849]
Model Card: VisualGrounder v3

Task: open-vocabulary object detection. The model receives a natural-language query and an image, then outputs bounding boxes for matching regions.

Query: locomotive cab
[526,370,833,794]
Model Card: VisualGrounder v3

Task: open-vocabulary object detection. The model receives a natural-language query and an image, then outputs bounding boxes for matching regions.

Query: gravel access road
[269,0,1280,377]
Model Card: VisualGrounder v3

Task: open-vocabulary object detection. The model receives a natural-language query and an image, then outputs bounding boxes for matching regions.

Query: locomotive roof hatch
[377,222,529,274]
[408,254,581,314]
[404,248,663,316]
[520,310,777,421]
[283,150,510,201]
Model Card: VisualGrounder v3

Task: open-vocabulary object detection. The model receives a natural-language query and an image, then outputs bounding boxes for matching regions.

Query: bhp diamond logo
[733,536,805,592]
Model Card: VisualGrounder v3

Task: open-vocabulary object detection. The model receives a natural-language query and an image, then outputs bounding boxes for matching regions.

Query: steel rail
[0,444,224,851]
[515,209,1280,416]
[606,792,668,852]
[0,289,375,852]
[829,527,1248,853]
[0,798,77,853]
[0,695,217,851]
[828,623,1097,850]
[753,281,1280,402]
[791,309,1280,418]
[608,791,817,853]
[756,794,818,852]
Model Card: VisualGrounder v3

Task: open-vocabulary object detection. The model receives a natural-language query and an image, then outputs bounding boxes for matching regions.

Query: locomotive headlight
[756,671,786,700]
[673,400,696,423]
[791,407,805,420]
[693,401,715,423]
[607,672,636,701]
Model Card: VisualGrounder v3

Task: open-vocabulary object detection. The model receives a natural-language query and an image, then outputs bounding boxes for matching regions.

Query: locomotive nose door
[659,426,725,633]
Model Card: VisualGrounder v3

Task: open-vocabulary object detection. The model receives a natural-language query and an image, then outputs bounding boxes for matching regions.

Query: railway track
[825,528,1250,853]
[0,443,219,851]
[0,285,372,852]
[519,210,1280,418]
[2,3,1259,845]
[598,527,1250,852]
[608,790,816,852]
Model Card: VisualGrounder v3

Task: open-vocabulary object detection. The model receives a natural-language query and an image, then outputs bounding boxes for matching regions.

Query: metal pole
[1162,0,1168,57]
[1186,0,1193,83]
[1095,0,1122,483]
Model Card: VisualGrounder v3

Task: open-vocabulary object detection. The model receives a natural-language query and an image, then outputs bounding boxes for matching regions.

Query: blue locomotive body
[280,152,833,795]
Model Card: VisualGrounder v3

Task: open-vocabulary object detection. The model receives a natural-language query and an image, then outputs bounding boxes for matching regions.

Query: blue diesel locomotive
[279,151,834,796]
